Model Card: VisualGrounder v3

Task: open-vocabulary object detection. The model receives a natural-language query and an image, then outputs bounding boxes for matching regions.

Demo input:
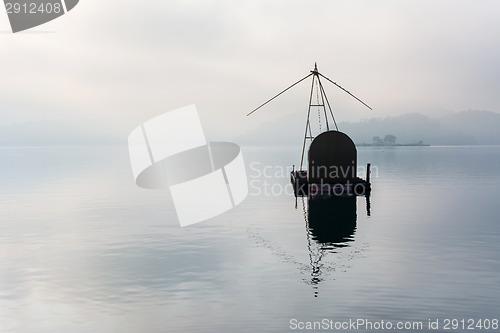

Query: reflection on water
[2,146,500,332]
[307,197,357,245]
[301,195,370,297]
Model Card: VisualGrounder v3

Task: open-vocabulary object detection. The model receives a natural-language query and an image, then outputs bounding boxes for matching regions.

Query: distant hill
[3,110,500,146]
[341,111,500,145]
[236,110,500,146]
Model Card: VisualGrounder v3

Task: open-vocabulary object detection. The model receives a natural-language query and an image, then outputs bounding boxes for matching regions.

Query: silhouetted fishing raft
[249,63,372,198]
[291,130,371,198]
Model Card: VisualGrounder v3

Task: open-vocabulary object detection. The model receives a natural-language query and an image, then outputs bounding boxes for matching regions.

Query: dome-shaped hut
[308,131,357,184]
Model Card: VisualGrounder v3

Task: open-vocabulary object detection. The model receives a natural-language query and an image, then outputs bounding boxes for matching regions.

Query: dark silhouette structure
[247,63,372,197]
[308,131,357,184]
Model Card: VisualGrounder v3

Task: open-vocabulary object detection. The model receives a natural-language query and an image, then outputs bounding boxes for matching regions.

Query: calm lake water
[1,145,500,332]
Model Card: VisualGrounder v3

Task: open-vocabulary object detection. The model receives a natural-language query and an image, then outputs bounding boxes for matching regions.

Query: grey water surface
[1,145,499,332]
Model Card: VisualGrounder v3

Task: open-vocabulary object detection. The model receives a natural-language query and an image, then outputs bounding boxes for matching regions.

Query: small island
[357,134,430,147]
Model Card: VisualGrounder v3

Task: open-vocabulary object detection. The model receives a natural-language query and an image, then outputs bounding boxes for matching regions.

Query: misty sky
[1,0,500,142]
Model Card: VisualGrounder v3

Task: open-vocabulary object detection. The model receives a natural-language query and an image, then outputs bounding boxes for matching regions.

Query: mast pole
[300,65,318,170]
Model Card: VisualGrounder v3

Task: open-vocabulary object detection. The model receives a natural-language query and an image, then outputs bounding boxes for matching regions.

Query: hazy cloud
[1,0,500,143]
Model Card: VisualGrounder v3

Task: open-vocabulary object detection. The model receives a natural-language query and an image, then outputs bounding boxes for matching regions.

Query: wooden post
[366,163,371,183]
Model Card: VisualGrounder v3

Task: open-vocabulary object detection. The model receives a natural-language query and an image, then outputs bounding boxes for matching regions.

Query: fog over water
[1,145,499,332]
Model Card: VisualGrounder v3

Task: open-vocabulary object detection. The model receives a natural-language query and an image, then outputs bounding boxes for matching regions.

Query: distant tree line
[363,134,426,146]
[373,134,397,145]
